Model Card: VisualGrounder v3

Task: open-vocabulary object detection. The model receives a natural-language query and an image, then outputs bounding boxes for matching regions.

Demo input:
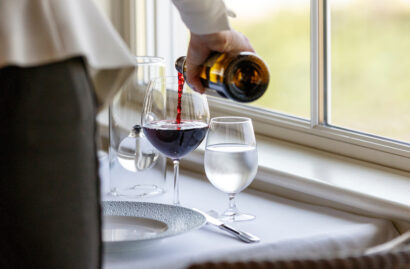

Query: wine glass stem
[228,194,237,212]
[173,159,180,205]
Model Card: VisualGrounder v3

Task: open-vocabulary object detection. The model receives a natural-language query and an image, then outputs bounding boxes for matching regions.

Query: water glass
[205,117,258,221]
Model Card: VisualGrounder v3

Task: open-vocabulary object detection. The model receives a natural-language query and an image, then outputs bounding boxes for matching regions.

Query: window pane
[226,0,310,119]
[330,0,410,143]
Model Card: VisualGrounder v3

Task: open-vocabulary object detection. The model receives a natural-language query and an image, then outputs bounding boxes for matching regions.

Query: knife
[193,208,260,243]
[364,231,410,255]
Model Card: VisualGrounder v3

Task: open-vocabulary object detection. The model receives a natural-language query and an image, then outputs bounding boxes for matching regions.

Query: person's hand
[185,30,255,93]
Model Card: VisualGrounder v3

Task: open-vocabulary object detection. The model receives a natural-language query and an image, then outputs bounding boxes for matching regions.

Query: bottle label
[200,53,229,85]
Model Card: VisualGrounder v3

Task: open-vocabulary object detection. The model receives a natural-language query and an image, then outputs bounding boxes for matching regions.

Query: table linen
[99,159,398,269]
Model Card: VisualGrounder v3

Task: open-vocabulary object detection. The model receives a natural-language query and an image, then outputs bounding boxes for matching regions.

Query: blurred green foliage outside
[231,1,410,143]
[232,11,311,119]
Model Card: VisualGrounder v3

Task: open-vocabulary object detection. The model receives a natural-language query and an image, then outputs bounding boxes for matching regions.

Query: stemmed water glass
[141,76,210,205]
[204,117,258,222]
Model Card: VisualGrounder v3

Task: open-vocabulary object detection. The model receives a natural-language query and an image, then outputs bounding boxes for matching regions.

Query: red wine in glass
[143,120,208,159]
[142,76,209,205]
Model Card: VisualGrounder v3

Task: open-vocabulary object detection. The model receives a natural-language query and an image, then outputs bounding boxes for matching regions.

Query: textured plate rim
[102,201,206,244]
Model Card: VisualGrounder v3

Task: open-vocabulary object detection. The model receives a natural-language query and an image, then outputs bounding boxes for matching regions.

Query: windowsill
[97,109,410,227]
[185,136,410,226]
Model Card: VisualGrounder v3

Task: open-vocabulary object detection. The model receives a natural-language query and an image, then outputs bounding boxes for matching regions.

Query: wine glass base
[206,210,219,218]
[219,210,255,222]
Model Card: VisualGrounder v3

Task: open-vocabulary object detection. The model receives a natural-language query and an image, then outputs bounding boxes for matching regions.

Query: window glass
[330,0,410,143]
[225,0,310,119]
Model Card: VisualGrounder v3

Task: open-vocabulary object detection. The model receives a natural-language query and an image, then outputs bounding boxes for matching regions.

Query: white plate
[102,201,206,252]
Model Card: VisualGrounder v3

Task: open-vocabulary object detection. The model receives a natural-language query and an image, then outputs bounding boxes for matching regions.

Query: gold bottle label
[200,53,233,92]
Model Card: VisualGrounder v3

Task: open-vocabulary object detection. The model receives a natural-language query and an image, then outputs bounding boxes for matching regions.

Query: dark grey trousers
[0,57,101,268]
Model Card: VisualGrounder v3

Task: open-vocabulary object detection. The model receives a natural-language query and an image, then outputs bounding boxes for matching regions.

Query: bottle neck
[175,56,186,75]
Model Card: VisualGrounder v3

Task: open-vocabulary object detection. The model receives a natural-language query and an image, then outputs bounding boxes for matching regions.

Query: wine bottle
[175,52,269,102]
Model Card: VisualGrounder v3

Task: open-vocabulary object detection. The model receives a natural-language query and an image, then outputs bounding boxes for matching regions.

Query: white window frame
[110,0,410,172]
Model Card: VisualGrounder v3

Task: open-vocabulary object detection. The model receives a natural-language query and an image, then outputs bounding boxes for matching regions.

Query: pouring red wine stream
[176,72,184,125]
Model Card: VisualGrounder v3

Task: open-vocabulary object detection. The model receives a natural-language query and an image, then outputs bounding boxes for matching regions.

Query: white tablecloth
[99,159,398,269]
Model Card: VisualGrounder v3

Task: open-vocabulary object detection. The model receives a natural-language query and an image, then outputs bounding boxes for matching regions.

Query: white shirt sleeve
[172,0,232,35]
[0,0,135,110]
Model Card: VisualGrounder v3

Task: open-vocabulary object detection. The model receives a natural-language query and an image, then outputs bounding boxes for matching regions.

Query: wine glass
[204,117,258,222]
[141,76,210,205]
